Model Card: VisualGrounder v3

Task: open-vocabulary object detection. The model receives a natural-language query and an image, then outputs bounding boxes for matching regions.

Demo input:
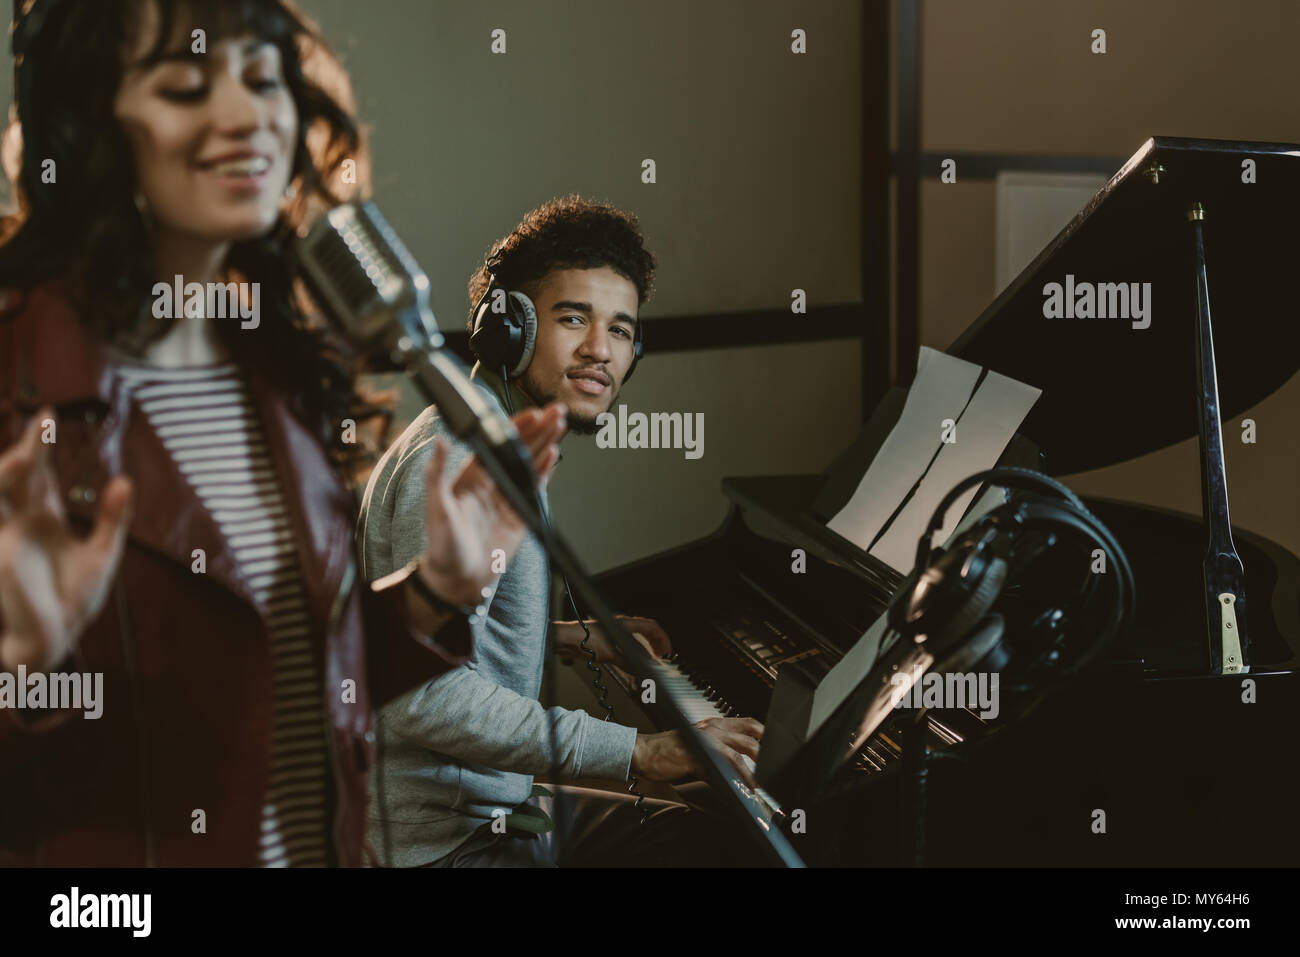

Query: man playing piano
[358,196,768,867]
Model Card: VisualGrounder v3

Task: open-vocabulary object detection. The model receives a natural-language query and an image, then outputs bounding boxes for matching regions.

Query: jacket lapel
[10,279,354,631]
[115,383,262,612]
[13,281,263,615]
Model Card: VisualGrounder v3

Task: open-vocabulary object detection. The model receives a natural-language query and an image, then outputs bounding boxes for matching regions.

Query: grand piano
[592,137,1300,866]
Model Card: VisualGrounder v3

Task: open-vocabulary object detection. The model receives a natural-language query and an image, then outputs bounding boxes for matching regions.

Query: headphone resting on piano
[888,466,1135,687]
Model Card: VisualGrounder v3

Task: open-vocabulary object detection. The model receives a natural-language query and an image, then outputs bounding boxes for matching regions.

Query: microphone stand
[389,336,805,868]
[900,707,929,867]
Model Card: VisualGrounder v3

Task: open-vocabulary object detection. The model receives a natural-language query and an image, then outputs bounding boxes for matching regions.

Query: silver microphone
[295,200,527,487]
[296,201,443,352]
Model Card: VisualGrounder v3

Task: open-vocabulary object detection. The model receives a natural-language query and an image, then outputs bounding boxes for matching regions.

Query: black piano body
[593,138,1300,866]
[596,473,1300,865]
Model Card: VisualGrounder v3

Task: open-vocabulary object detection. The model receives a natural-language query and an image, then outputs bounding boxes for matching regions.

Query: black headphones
[11,0,83,195]
[468,250,645,385]
[888,466,1135,683]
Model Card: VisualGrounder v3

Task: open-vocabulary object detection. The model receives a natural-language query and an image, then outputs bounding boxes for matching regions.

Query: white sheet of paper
[808,610,890,738]
[869,369,1041,572]
[807,357,1040,743]
[826,347,981,551]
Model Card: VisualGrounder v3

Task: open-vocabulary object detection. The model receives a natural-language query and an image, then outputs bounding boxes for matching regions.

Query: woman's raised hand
[416,403,566,608]
[0,409,134,672]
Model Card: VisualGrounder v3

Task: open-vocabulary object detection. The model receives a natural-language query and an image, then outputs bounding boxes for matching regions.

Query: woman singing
[0,0,565,865]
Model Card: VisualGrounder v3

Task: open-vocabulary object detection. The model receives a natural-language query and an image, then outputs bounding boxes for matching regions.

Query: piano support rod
[1188,202,1250,674]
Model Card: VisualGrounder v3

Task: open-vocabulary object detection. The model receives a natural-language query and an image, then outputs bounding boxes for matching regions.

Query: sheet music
[808,610,890,737]
[825,347,981,552]
[807,350,1040,741]
[806,352,1039,741]
[869,369,1041,571]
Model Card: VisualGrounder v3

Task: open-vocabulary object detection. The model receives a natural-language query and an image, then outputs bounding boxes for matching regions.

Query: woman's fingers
[531,444,559,486]
[0,407,136,669]
[0,410,51,517]
[86,476,134,571]
[423,437,452,518]
[0,531,63,671]
[511,407,544,445]
[513,403,567,465]
[459,403,566,498]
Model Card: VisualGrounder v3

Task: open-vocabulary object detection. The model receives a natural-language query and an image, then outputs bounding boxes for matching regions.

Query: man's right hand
[0,409,134,672]
[631,716,764,789]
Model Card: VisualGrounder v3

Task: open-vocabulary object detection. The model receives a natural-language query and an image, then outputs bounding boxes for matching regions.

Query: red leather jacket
[0,280,469,866]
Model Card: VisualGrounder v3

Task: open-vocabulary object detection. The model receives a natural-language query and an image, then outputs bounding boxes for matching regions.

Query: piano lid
[949,136,1300,475]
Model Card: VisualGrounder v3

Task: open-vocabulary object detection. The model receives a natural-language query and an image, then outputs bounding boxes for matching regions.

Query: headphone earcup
[890,525,1003,642]
[468,287,538,378]
[468,295,497,364]
[469,288,519,371]
[506,290,538,377]
[931,555,1007,651]
[934,612,1007,675]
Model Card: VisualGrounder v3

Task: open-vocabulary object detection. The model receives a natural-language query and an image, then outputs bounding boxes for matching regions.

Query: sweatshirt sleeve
[386,667,636,781]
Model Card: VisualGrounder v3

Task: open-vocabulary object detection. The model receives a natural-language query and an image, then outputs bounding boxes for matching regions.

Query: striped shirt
[115,361,330,867]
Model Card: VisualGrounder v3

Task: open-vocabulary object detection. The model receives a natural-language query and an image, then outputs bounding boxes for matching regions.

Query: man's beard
[519,369,614,435]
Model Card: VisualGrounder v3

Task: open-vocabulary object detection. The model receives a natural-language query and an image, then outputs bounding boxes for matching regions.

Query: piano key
[652,659,784,818]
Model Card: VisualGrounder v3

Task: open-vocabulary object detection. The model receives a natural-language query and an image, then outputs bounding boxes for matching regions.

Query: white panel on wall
[994,170,1106,294]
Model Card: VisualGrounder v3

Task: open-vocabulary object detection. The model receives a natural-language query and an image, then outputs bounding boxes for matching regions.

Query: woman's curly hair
[0,0,388,473]
[467,194,656,330]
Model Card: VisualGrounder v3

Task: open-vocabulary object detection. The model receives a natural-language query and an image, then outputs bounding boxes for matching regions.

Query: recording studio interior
[0,0,1297,881]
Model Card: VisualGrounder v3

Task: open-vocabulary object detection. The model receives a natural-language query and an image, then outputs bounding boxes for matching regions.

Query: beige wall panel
[922,0,1300,155]
[919,178,997,351]
[304,0,866,325]
[1062,372,1300,558]
[546,337,863,573]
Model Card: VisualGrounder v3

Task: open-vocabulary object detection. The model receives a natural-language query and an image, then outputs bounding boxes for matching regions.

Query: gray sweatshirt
[357,368,637,866]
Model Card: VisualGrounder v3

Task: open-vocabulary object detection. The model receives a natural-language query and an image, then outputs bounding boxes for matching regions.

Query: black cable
[560,573,648,822]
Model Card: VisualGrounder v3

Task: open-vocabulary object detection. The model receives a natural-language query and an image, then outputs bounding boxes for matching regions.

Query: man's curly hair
[466,195,656,331]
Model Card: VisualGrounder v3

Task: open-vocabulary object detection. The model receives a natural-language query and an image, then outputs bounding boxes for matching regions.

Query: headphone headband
[904,465,1135,679]
[915,466,1093,572]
